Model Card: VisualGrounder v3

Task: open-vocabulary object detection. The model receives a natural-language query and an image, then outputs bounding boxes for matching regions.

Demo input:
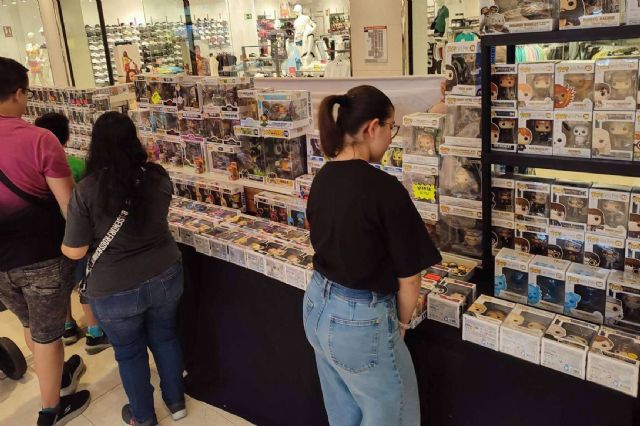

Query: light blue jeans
[303,271,420,426]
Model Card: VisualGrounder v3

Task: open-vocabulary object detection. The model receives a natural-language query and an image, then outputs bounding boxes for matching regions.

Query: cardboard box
[438,147,482,210]
[528,255,571,313]
[587,327,640,397]
[403,163,439,216]
[584,232,626,271]
[552,111,593,158]
[565,263,610,323]
[480,0,554,34]
[592,110,635,161]
[554,61,595,110]
[517,62,556,110]
[444,96,482,148]
[500,304,556,364]
[492,216,516,256]
[550,181,590,231]
[515,176,553,225]
[438,204,483,259]
[629,188,640,238]
[588,184,631,238]
[444,41,481,97]
[495,248,534,303]
[515,222,549,256]
[402,112,444,165]
[491,108,518,153]
[560,0,621,29]
[427,278,477,328]
[463,295,516,351]
[490,64,518,108]
[594,58,639,110]
[548,226,585,264]
[492,174,515,221]
[541,315,599,379]
[517,110,554,155]
[257,91,312,129]
[606,270,640,333]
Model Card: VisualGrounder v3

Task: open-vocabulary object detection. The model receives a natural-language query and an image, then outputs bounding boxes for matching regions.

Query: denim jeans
[303,271,420,426]
[89,262,185,423]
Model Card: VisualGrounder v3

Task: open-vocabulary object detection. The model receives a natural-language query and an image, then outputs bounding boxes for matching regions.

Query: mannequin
[25,32,45,85]
[293,4,317,65]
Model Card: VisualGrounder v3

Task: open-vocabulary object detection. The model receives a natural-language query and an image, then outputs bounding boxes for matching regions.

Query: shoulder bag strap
[0,169,45,205]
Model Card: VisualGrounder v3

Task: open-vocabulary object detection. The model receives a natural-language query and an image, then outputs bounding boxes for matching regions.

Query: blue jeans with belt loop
[303,271,420,426]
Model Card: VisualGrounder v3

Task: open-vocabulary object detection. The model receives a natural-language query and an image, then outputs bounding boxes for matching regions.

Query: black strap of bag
[0,169,47,205]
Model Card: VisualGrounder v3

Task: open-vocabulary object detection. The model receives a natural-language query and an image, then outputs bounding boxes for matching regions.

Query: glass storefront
[0,0,55,86]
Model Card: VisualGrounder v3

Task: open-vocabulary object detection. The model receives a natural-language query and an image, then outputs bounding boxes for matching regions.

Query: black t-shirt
[307,159,441,294]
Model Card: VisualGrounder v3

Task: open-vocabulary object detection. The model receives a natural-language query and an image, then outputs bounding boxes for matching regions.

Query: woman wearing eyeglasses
[304,85,441,426]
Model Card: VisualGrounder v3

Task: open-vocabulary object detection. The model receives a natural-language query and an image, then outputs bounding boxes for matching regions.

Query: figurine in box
[264,136,306,182]
[491,186,514,213]
[237,136,266,181]
[439,156,481,204]
[413,127,439,157]
[177,79,201,111]
[584,234,625,270]
[183,140,205,173]
[607,271,640,332]
[595,59,639,110]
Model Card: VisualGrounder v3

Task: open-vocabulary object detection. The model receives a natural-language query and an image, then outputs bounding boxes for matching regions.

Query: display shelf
[487,152,640,178]
[481,24,640,47]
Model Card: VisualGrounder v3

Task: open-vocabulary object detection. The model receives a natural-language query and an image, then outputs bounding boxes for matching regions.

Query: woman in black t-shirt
[304,85,441,426]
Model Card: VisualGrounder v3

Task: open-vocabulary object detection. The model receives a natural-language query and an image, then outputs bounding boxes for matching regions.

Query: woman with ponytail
[304,85,441,426]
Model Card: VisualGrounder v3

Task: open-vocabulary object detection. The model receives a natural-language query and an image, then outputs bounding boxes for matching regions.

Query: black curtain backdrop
[178,246,640,426]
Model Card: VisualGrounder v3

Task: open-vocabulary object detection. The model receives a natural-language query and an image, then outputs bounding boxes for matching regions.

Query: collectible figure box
[518,62,556,110]
[592,111,635,161]
[437,205,483,259]
[257,91,312,129]
[463,295,515,351]
[629,187,640,238]
[584,232,625,271]
[635,112,640,161]
[565,263,610,324]
[606,270,640,333]
[495,248,535,304]
[550,181,590,231]
[177,76,202,112]
[156,137,184,167]
[541,315,599,379]
[587,326,640,397]
[402,112,444,165]
[548,227,585,263]
[491,108,518,153]
[263,242,289,282]
[214,77,254,119]
[480,0,554,34]
[178,112,207,142]
[411,285,432,327]
[492,174,515,221]
[628,0,640,24]
[517,110,554,155]
[588,184,631,238]
[515,176,553,225]
[491,64,518,108]
[527,255,571,313]
[263,136,307,187]
[427,278,477,328]
[205,142,241,177]
[147,75,180,109]
[594,58,639,110]
[492,216,515,256]
[500,304,555,364]
[294,174,314,200]
[554,61,595,110]
[560,0,621,29]
[402,163,439,216]
[438,146,482,209]
[237,134,266,183]
[515,222,549,256]
[183,140,206,174]
[199,77,224,113]
[438,253,479,281]
[443,96,482,148]
[552,111,593,158]
[380,138,405,176]
[287,197,309,230]
[444,41,481,97]
[626,238,640,274]
[203,113,223,142]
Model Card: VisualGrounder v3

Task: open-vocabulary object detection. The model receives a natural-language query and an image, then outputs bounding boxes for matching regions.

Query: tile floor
[0,297,255,426]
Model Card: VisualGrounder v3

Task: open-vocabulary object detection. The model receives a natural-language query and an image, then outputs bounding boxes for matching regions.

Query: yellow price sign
[412,183,436,202]
[151,91,162,105]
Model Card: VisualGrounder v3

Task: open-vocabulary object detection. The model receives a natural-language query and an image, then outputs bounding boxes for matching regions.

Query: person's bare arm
[45,176,74,218]
[397,273,422,338]
[61,244,89,260]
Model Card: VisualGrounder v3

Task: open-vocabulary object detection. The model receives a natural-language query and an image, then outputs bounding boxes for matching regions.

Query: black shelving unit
[479,25,640,293]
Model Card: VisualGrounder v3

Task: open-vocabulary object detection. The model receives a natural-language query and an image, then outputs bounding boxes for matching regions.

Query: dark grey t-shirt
[63,167,180,298]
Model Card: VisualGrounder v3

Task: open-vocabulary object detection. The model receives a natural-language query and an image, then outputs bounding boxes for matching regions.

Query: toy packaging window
[492,175,515,220]
[129,108,152,133]
[402,113,444,165]
[205,142,240,176]
[587,326,640,397]
[606,270,640,333]
[517,110,554,155]
[594,58,639,110]
[264,136,307,186]
[625,238,640,274]
[588,184,631,239]
[444,96,482,148]
[541,315,599,379]
[379,140,405,176]
[564,263,610,324]
[560,0,622,30]
[500,304,556,365]
[554,61,595,111]
[517,62,556,110]
[403,163,439,215]
[306,131,326,164]
[480,0,554,34]
[491,64,518,108]
[463,294,516,351]
[257,91,312,129]
[550,181,590,231]
[629,188,640,239]
[584,232,625,271]
[151,110,180,136]
[527,255,571,313]
[438,146,482,209]
[515,176,552,226]
[202,114,224,142]
[235,134,266,183]
[491,108,518,153]
[427,278,477,328]
[592,111,635,161]
[437,206,483,260]
[179,112,207,141]
[156,137,185,167]
[492,216,516,256]
[552,111,593,158]
[183,140,206,174]
[295,175,314,200]
[494,247,535,304]
[444,42,481,97]
[287,198,309,230]
[177,77,202,112]
[516,222,549,256]
[629,0,640,24]
[199,78,225,112]
[548,227,585,264]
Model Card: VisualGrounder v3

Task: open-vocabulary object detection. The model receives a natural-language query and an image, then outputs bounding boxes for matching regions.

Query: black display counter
[178,246,640,426]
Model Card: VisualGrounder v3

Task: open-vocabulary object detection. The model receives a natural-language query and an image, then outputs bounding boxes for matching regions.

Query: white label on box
[227,245,246,267]
[169,224,180,241]
[210,240,228,261]
[427,295,462,328]
[246,251,266,275]
[193,235,212,256]
[541,338,587,379]
[179,229,195,247]
[266,257,286,282]
[285,264,307,290]
[500,326,541,364]
[462,314,501,351]
[587,351,639,397]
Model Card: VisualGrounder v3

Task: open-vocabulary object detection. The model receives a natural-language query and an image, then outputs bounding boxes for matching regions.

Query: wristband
[398,321,411,330]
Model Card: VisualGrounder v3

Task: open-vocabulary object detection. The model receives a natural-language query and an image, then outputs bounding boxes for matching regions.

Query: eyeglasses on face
[380,121,400,139]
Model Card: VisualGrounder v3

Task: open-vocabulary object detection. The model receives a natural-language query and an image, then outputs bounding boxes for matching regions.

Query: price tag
[412,183,436,202]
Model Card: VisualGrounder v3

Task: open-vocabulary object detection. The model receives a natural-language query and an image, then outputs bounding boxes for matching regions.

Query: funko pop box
[492,174,515,221]
[588,184,631,239]
[402,112,444,165]
[629,187,640,239]
[560,0,621,29]
[552,111,593,158]
[492,216,515,256]
[491,108,518,153]
[541,314,600,379]
[517,62,556,111]
[443,96,482,148]
[257,91,312,129]
[495,247,535,304]
[587,326,640,397]
[500,304,556,365]
[515,175,554,226]
[548,226,585,264]
[462,295,516,351]
[527,255,571,313]
[594,58,639,111]
[564,263,610,324]
[554,61,595,111]
[427,278,477,328]
[550,180,590,231]
[480,0,554,34]
[444,41,481,97]
[592,110,636,161]
[584,232,626,271]
[517,110,554,156]
[606,270,640,333]
[403,163,439,216]
[515,222,549,256]
[491,64,518,109]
